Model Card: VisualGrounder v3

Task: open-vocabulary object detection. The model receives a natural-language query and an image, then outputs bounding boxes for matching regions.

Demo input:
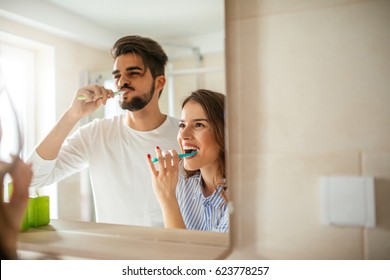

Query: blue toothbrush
[151,151,198,163]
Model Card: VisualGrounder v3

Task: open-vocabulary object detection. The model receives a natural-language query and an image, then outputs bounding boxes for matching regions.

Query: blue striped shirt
[176,166,229,232]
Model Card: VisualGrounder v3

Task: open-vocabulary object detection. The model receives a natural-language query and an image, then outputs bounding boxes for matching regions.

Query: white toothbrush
[77,90,124,101]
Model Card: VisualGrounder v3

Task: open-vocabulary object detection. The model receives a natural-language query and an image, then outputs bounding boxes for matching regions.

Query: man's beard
[119,82,155,111]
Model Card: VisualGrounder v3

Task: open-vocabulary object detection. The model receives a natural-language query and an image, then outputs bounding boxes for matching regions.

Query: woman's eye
[195,122,204,128]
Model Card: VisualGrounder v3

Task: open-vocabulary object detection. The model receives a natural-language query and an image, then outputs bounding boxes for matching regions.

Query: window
[0,43,35,158]
[0,33,58,218]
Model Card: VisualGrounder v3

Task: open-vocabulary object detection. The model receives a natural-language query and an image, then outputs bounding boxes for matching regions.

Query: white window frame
[0,32,58,218]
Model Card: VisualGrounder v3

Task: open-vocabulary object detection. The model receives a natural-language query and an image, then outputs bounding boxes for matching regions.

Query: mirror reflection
[0,0,226,234]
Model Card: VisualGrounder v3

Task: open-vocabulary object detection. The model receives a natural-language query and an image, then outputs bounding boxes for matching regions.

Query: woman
[147,89,228,232]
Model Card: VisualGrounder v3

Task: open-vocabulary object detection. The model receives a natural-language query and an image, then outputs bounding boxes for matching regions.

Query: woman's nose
[179,126,192,140]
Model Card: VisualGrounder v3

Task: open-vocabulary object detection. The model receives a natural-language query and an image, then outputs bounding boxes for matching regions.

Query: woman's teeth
[183,145,199,154]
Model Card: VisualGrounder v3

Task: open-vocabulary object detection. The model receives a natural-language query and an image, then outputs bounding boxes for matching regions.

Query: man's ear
[155,75,166,92]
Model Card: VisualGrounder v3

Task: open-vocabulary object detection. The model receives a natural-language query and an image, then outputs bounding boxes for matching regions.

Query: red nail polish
[147,154,151,159]
[156,146,160,150]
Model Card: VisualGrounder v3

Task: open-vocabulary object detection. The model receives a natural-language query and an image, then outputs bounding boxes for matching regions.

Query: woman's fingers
[155,146,166,171]
[146,153,157,176]
[148,147,179,178]
[157,148,179,172]
[147,148,180,208]
[171,149,179,169]
[163,151,172,170]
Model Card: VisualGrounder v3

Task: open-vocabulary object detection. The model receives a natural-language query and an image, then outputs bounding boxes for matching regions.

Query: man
[28,35,180,227]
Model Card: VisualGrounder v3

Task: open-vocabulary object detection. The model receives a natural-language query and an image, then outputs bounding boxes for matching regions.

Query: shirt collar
[193,179,227,210]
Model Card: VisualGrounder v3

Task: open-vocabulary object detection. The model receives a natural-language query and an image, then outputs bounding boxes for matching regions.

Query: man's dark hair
[111,35,168,79]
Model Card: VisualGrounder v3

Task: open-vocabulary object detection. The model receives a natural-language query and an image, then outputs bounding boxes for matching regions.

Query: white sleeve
[27,128,90,188]
[27,149,58,188]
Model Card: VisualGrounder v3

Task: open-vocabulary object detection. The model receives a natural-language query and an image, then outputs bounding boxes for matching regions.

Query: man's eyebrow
[126,66,143,71]
[112,66,144,75]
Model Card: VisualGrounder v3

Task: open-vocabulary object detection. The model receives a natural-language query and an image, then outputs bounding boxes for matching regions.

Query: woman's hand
[146,147,186,229]
[147,147,179,207]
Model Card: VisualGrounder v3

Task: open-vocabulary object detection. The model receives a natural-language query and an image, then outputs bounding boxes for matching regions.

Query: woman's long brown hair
[181,89,226,190]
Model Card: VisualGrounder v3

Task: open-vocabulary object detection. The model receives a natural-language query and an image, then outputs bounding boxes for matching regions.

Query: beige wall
[226,0,390,259]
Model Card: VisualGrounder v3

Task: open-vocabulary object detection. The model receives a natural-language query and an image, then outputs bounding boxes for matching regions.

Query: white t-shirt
[28,114,180,227]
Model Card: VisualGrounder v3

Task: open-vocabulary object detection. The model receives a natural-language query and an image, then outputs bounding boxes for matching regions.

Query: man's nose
[117,76,130,89]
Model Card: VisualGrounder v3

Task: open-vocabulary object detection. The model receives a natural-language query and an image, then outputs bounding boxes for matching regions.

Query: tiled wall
[226,0,390,259]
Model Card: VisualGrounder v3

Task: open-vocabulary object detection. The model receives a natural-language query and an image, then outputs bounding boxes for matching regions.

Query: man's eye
[179,123,185,128]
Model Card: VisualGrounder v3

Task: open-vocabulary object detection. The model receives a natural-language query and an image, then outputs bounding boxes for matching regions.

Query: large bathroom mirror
[0,0,229,258]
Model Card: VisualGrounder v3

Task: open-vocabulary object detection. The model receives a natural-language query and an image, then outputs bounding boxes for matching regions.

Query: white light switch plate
[320,176,375,228]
